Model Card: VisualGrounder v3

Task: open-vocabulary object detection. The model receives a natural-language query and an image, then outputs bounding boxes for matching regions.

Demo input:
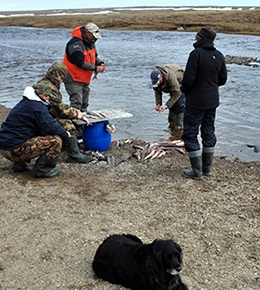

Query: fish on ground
[131,140,186,161]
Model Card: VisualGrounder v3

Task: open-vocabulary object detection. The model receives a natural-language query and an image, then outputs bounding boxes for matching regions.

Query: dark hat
[33,84,55,98]
[196,27,217,41]
[150,69,162,88]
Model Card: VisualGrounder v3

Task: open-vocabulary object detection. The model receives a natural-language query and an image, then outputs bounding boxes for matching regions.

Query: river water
[0,26,259,162]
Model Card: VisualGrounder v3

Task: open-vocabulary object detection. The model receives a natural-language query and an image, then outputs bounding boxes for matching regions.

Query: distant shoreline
[0,7,259,36]
[0,6,259,13]
[0,6,259,14]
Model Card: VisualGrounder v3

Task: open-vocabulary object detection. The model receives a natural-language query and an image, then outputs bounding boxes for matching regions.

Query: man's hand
[155,104,161,111]
[76,110,83,120]
[66,131,71,138]
[155,105,167,113]
[96,63,106,73]
[159,105,167,112]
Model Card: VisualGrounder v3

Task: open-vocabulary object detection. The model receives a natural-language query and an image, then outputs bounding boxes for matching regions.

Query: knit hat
[150,69,162,88]
[33,84,55,98]
[196,27,217,41]
[85,23,102,39]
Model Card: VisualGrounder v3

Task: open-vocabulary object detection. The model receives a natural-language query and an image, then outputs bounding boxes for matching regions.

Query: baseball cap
[85,23,102,39]
[150,69,162,88]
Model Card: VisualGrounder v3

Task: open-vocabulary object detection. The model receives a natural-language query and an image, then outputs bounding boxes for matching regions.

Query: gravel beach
[0,8,260,289]
[0,104,259,290]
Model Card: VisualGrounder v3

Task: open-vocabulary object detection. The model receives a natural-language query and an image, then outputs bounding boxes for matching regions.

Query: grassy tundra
[0,8,259,35]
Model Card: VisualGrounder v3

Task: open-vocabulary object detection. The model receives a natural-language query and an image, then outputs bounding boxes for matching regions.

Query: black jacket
[181,38,227,109]
[0,87,69,150]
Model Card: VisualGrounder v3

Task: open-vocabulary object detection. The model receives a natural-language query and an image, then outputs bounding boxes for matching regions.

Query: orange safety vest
[63,26,96,84]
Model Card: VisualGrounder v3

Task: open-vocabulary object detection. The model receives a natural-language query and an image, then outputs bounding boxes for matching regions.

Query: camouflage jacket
[34,62,78,120]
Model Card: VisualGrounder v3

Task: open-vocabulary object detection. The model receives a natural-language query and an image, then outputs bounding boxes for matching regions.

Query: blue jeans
[182,107,217,152]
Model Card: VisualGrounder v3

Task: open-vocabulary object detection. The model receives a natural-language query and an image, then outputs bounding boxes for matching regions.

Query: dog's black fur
[92,234,188,290]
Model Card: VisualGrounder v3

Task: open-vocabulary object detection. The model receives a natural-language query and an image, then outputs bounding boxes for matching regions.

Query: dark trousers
[170,92,186,115]
[64,81,90,112]
[182,107,217,152]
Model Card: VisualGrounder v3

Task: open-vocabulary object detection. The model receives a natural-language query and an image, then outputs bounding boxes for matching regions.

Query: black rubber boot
[202,147,214,175]
[13,161,32,172]
[175,112,184,129]
[75,124,83,139]
[183,151,203,179]
[66,135,94,163]
[32,155,60,178]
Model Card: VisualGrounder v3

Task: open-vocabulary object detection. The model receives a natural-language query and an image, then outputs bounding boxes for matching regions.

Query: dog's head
[152,239,183,275]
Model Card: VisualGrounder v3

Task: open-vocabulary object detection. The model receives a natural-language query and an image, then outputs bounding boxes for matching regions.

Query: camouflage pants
[2,135,62,163]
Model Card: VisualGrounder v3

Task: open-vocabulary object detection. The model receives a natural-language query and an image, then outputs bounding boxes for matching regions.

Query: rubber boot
[32,155,60,178]
[175,112,184,130]
[168,110,176,123]
[183,150,203,179]
[75,124,83,139]
[202,147,214,175]
[66,135,94,163]
[12,161,32,172]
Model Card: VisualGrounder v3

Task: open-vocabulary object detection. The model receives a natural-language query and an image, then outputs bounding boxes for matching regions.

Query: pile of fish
[81,111,108,125]
[82,139,186,166]
[73,109,133,126]
[132,140,186,161]
[87,150,131,166]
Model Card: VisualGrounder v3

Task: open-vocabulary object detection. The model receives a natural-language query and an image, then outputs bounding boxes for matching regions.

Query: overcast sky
[0,0,259,12]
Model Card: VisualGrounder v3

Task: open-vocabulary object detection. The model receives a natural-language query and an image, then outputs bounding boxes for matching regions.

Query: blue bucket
[82,120,111,152]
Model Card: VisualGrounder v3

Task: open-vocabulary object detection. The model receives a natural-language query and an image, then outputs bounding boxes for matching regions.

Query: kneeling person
[0,85,70,178]
[33,62,93,163]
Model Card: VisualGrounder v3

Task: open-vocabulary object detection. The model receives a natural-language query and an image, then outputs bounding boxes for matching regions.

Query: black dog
[92,234,188,290]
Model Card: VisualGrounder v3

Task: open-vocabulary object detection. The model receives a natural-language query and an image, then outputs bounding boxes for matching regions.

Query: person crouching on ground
[33,62,93,163]
[0,84,70,178]
[181,27,227,179]
[150,64,186,130]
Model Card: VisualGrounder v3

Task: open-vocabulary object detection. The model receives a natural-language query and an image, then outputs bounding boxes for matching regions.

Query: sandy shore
[0,8,260,289]
[0,102,259,290]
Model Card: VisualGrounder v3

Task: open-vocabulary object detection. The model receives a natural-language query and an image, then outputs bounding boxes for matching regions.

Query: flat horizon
[0,5,259,14]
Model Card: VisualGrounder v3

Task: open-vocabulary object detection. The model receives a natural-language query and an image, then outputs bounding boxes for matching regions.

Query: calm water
[0,26,259,162]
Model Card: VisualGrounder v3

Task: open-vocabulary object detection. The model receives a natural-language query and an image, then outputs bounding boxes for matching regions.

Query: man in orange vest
[63,23,106,113]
